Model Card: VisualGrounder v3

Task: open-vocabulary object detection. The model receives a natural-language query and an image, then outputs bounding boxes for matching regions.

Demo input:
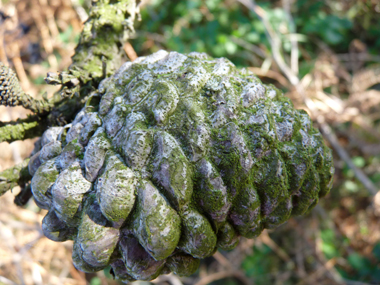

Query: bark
[0,159,31,196]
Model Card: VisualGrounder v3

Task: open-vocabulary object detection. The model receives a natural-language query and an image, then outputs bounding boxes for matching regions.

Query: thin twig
[283,0,298,74]
[194,270,251,285]
[260,230,295,268]
[317,116,378,196]
[151,274,183,285]
[296,258,338,285]
[248,67,290,87]
[0,276,18,285]
[238,0,300,86]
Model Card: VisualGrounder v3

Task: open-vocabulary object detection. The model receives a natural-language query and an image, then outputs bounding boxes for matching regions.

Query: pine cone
[30,51,334,282]
[0,62,25,106]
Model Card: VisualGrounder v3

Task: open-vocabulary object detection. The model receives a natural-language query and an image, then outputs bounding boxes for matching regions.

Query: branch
[0,158,31,196]
[238,0,300,86]
[0,0,140,144]
[0,0,140,205]
[317,116,378,196]
[68,0,140,84]
[0,116,46,143]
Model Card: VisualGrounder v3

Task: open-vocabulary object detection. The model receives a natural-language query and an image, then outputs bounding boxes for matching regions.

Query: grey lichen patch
[151,80,179,124]
[51,160,92,225]
[39,141,62,163]
[253,149,288,217]
[104,104,128,138]
[32,50,334,281]
[291,168,320,216]
[96,150,137,226]
[132,180,181,261]
[66,123,84,144]
[58,139,84,170]
[41,127,64,146]
[229,186,262,238]
[31,158,59,209]
[241,82,266,108]
[121,129,153,172]
[264,197,292,229]
[79,112,102,145]
[125,70,153,105]
[84,127,111,182]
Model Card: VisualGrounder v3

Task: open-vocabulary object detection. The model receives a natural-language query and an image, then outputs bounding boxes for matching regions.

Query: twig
[212,251,253,285]
[10,43,30,91]
[0,276,18,285]
[0,63,53,114]
[124,42,138,61]
[260,230,295,268]
[296,258,338,285]
[248,67,290,87]
[151,274,183,285]
[212,251,232,269]
[238,0,300,87]
[229,35,267,58]
[194,270,251,285]
[282,0,298,74]
[317,116,378,196]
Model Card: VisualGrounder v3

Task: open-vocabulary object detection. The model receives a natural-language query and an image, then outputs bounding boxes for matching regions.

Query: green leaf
[90,277,101,285]
[344,181,359,193]
[352,156,365,168]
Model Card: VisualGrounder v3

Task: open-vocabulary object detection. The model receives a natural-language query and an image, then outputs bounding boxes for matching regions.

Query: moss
[132,181,181,260]
[178,208,217,259]
[34,50,334,281]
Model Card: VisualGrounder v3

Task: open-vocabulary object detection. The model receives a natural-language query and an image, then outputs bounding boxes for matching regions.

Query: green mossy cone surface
[30,50,334,282]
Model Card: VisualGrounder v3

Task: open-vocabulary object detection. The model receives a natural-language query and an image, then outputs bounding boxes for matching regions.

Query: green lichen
[30,50,334,281]
[69,0,139,83]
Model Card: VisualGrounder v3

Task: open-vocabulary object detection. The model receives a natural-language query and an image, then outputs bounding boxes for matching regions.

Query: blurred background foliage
[0,0,380,284]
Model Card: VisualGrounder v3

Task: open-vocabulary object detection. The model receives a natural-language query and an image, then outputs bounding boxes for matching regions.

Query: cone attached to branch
[29,51,334,282]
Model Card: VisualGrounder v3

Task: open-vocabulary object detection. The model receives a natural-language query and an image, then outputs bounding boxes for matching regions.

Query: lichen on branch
[0,0,139,197]
[0,158,31,196]
[68,0,140,84]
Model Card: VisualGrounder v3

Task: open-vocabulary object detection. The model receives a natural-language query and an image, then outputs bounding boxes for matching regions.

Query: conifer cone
[0,62,25,107]
[30,51,334,282]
